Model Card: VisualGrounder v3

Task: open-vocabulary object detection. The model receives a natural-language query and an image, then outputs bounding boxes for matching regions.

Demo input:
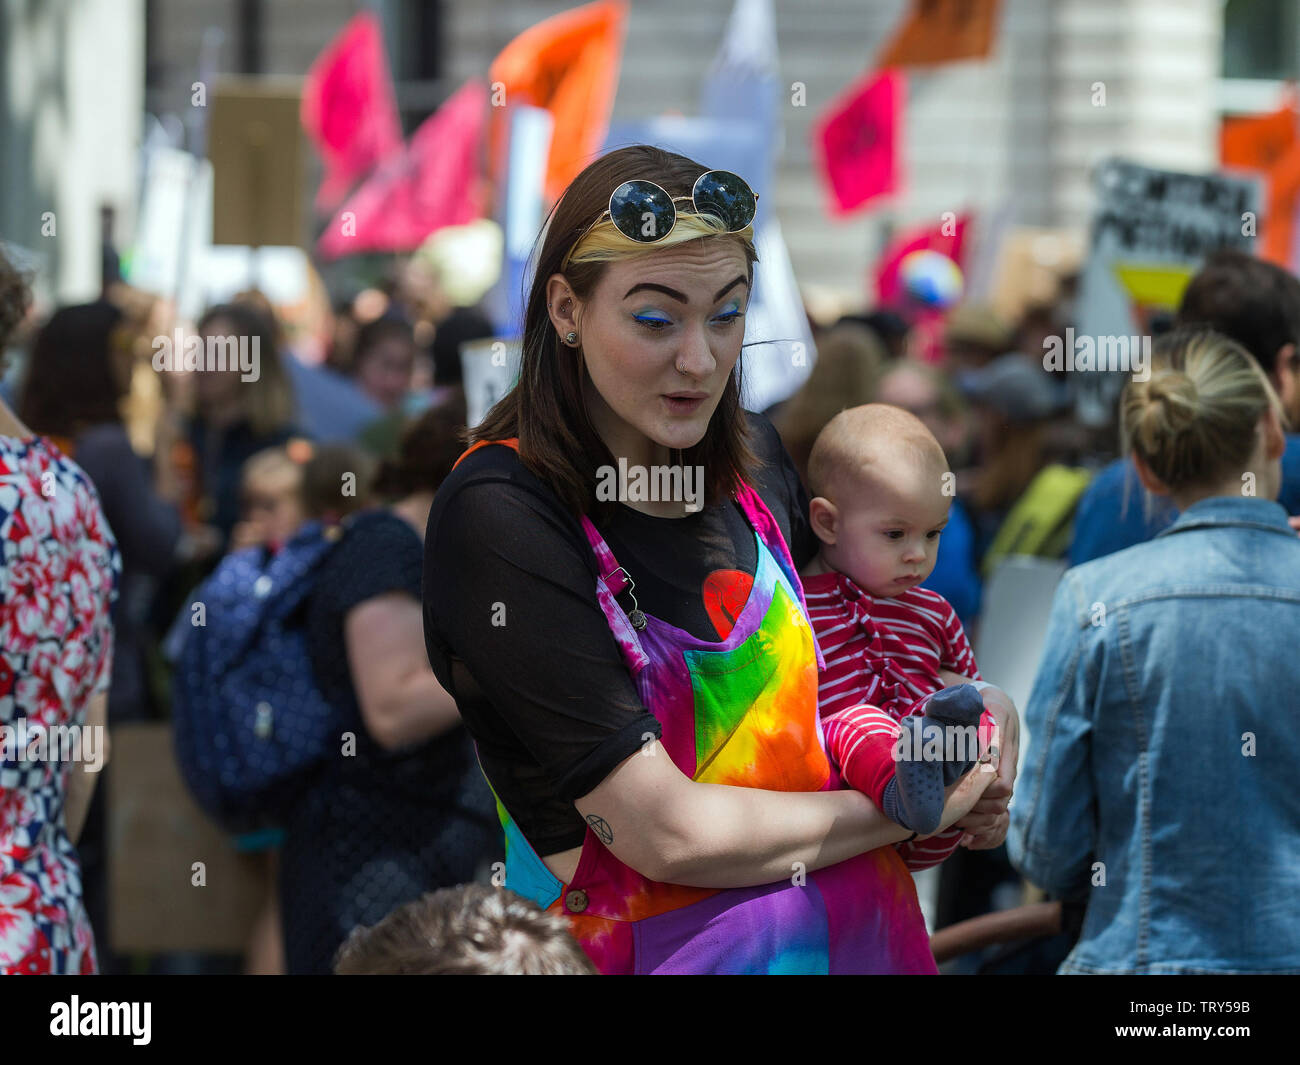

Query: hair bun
[1144,371,1198,434]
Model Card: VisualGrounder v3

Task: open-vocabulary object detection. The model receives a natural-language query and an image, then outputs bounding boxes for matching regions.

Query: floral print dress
[0,436,120,974]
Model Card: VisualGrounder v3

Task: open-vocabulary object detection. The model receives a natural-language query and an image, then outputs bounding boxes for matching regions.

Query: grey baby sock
[881,684,985,834]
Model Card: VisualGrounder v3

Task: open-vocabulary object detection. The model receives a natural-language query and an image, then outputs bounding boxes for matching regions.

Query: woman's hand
[923,721,1002,837]
[954,685,1021,850]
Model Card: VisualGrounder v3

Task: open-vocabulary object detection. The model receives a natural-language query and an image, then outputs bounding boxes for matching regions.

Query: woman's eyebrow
[624,282,688,303]
[713,276,748,301]
[622,277,750,303]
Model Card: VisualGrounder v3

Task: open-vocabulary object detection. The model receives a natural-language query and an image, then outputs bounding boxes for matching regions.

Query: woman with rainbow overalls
[423,145,1019,974]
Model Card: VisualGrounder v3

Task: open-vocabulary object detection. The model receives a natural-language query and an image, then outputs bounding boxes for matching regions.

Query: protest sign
[128,146,212,321]
[462,336,522,428]
[1073,159,1259,425]
[209,78,305,249]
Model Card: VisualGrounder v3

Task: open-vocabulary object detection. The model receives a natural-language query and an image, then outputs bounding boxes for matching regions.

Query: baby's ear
[808,496,838,544]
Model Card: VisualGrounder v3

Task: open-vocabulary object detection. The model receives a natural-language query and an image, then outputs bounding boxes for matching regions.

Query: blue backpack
[172,519,345,832]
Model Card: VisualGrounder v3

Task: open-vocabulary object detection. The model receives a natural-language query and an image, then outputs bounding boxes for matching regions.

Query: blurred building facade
[4,0,1297,306]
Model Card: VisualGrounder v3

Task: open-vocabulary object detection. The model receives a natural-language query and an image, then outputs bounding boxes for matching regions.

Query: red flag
[302,12,404,212]
[317,80,487,259]
[488,0,628,204]
[812,70,902,216]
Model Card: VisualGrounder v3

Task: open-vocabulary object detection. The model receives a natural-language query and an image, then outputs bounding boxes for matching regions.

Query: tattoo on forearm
[586,814,614,845]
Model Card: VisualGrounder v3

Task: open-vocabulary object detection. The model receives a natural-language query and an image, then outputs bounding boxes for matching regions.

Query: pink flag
[812,69,903,215]
[302,12,404,212]
[317,79,487,259]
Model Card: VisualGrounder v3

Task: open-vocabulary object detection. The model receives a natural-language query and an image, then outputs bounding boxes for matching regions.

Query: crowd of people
[1,141,1297,975]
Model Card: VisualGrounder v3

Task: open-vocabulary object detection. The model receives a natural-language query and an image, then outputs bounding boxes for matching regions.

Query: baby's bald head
[807,404,950,506]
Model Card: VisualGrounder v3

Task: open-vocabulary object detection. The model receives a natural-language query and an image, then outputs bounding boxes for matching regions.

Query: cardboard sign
[209,78,306,248]
[1073,159,1260,425]
[108,723,264,954]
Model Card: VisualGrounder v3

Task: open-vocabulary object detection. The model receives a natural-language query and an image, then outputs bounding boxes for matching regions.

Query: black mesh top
[281,508,499,974]
[422,413,817,856]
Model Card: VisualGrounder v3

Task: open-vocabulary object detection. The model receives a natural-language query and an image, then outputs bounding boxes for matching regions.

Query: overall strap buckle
[602,565,647,631]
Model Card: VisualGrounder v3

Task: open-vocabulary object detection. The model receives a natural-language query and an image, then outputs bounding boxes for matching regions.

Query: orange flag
[875,0,1001,70]
[488,0,628,204]
[1220,94,1300,266]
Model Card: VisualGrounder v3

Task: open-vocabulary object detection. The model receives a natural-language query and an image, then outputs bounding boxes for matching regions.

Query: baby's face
[244,473,305,546]
[830,466,951,598]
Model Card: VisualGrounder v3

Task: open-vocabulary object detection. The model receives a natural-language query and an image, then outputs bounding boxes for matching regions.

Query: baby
[232,447,308,554]
[232,443,375,554]
[800,404,995,852]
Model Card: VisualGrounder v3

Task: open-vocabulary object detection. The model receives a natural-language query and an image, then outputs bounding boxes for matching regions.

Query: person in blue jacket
[1070,250,1300,565]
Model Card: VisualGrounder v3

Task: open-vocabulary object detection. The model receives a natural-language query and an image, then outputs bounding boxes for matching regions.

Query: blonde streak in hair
[565,212,755,270]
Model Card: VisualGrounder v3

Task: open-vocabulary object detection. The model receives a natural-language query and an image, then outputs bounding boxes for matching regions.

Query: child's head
[240,447,306,548]
[301,442,376,524]
[1122,327,1287,506]
[332,884,599,975]
[807,403,953,598]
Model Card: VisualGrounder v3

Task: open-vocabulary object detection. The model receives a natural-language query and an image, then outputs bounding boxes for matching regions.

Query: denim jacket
[1007,496,1300,974]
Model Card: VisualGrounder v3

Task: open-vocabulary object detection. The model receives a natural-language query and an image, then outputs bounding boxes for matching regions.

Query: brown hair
[1122,327,1286,494]
[197,302,297,439]
[333,884,599,975]
[20,301,128,437]
[372,399,467,500]
[970,421,1048,513]
[1176,250,1300,380]
[470,144,761,521]
[301,443,375,522]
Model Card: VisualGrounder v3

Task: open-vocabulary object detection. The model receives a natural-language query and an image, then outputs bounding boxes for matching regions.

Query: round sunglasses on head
[603,170,758,244]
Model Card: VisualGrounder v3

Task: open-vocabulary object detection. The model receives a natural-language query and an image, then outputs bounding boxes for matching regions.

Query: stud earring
[565,331,578,345]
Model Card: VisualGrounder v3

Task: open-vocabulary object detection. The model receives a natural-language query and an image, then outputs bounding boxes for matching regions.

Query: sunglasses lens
[608,181,676,243]
[692,170,757,232]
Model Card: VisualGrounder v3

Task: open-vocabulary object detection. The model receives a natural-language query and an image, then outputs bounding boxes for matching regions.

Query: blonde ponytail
[1121,328,1285,493]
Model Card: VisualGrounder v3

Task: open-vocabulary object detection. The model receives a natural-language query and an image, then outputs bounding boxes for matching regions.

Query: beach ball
[899,250,964,309]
